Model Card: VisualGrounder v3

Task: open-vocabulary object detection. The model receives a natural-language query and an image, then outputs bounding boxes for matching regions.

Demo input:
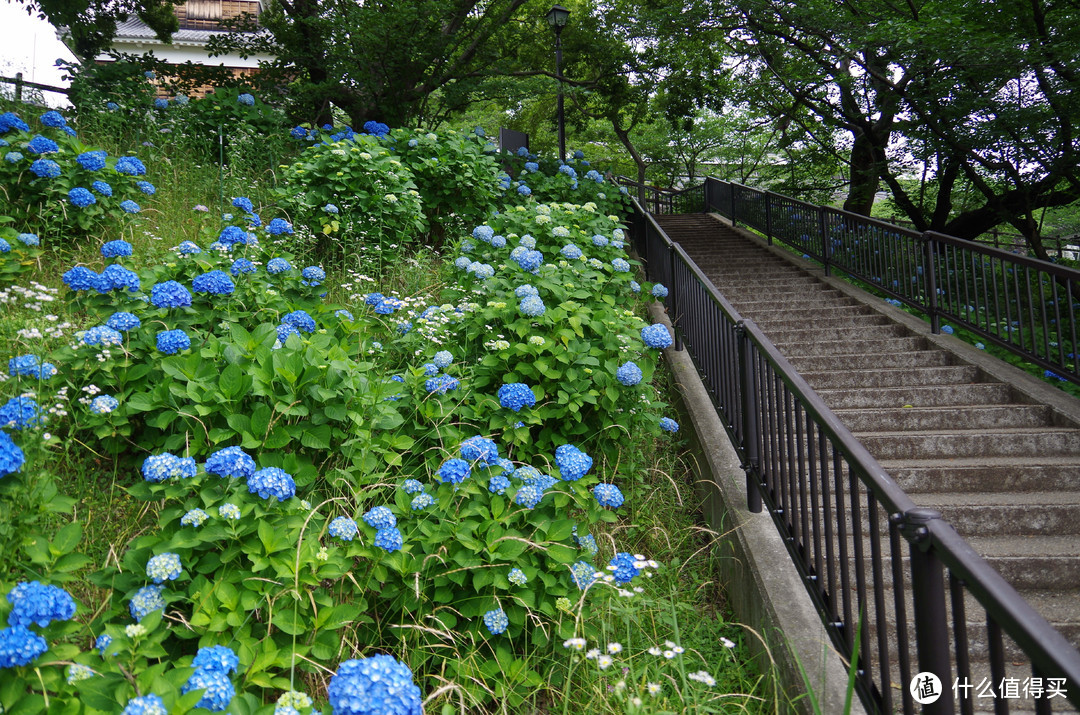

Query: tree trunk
[843,127,879,216]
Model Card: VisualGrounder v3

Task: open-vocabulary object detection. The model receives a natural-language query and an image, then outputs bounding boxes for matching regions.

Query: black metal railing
[629,198,1080,714]
[614,176,705,215]
[694,177,1080,386]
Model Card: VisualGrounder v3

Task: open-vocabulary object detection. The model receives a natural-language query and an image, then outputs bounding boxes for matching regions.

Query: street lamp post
[546,5,570,162]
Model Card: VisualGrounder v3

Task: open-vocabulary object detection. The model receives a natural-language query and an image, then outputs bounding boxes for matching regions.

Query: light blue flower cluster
[266,218,293,235]
[219,503,241,520]
[514,249,543,273]
[141,453,197,482]
[555,444,593,481]
[8,355,57,380]
[483,608,509,635]
[181,508,208,527]
[438,458,471,484]
[283,310,316,333]
[30,159,60,178]
[363,506,397,529]
[27,135,59,154]
[101,239,133,257]
[659,417,679,432]
[576,531,598,556]
[375,527,403,552]
[146,552,182,583]
[182,665,235,711]
[0,431,25,477]
[206,446,257,478]
[651,283,668,299]
[151,280,192,308]
[425,374,459,393]
[248,467,296,501]
[6,581,77,627]
[593,483,624,509]
[90,395,119,414]
[508,567,527,586]
[176,241,201,254]
[609,552,640,584]
[0,396,40,430]
[519,295,546,317]
[641,323,672,349]
[460,435,498,464]
[0,625,48,667]
[616,361,643,386]
[136,180,155,195]
[115,156,147,176]
[570,561,598,590]
[193,644,240,674]
[402,479,424,494]
[120,694,167,715]
[97,264,140,293]
[327,654,422,715]
[121,199,141,213]
[156,329,190,354]
[302,266,325,286]
[328,516,359,541]
[498,383,535,411]
[230,258,256,276]
[68,187,96,207]
[107,311,141,332]
[514,484,543,509]
[488,475,510,494]
[192,270,235,295]
[77,150,107,171]
[267,258,292,274]
[410,493,434,510]
[560,243,583,260]
[129,584,166,621]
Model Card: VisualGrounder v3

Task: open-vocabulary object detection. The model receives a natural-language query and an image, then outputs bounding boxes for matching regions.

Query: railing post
[764,192,773,245]
[735,321,762,513]
[923,232,940,333]
[669,242,682,351]
[819,206,831,277]
[731,184,738,228]
[896,509,954,714]
[14,72,23,102]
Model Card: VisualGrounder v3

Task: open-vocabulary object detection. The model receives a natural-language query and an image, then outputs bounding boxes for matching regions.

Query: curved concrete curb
[647,302,866,715]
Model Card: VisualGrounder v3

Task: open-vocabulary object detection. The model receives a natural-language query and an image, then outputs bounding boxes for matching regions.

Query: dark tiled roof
[112,17,266,44]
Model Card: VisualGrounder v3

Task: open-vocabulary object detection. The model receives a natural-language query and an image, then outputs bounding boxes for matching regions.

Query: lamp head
[545,5,570,31]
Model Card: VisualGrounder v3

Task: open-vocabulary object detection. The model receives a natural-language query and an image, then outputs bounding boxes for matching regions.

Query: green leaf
[52,521,82,554]
[545,544,576,563]
[219,363,244,400]
[300,424,332,450]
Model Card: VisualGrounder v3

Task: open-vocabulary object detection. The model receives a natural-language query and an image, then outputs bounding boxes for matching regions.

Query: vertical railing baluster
[736,321,761,513]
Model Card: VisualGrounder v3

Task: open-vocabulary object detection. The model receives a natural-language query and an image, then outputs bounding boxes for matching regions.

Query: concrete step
[909,493,1080,538]
[880,457,1080,493]
[753,314,896,334]
[787,350,953,372]
[775,336,930,358]
[763,322,911,344]
[855,427,1080,460]
[816,383,1015,409]
[965,535,1080,588]
[802,365,982,390]
[747,302,876,320]
[833,404,1054,432]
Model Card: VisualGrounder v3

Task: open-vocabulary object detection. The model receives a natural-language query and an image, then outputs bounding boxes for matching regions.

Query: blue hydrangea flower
[4,151,22,164]
[176,241,201,254]
[472,225,494,242]
[324,203,339,214]
[432,350,453,368]
[494,458,515,476]
[515,284,539,298]
[301,266,325,286]
[0,112,30,133]
[327,655,422,715]
[641,324,673,349]
[181,508,208,527]
[555,444,593,481]
[174,94,189,105]
[612,258,630,272]
[425,374,460,393]
[219,503,241,520]
[0,625,48,668]
[374,526,403,552]
[498,383,536,411]
[95,634,112,657]
[576,532,598,556]
[120,694,167,715]
[96,264,140,293]
[517,466,557,491]
[629,280,641,293]
[0,238,8,252]
[217,225,248,247]
[651,283,668,299]
[156,329,190,354]
[105,312,141,332]
[616,361,643,386]
[560,243,583,260]
[519,295,546,317]
[336,309,354,320]
[659,417,679,432]
[81,324,124,347]
[232,196,254,213]
[941,325,954,335]
[192,645,240,674]
[376,297,406,315]
[290,126,307,139]
[120,199,141,213]
[235,92,255,107]
[514,484,543,509]
[153,97,169,110]
[192,270,235,295]
[365,292,386,306]
[328,516,359,541]
[491,235,506,248]
[205,447,256,478]
[488,475,510,494]
[68,187,96,207]
[27,135,59,154]
[593,483,624,509]
[6,581,77,627]
[8,355,56,380]
[399,490,429,512]
[136,180,155,195]
[230,258,256,276]
[90,395,119,414]
[0,396,40,430]
[609,552,640,584]
[115,156,147,176]
[182,667,235,711]
[515,249,543,273]
[282,310,316,333]
[438,458,471,484]
[363,506,397,529]
[516,184,531,196]
[141,452,196,482]
[266,218,293,235]
[460,435,498,464]
[247,467,296,501]
[453,256,471,270]
[402,479,424,494]
[101,239,132,257]
[524,161,539,173]
[508,567,527,586]
[129,584,166,621]
[267,257,292,274]
[422,362,439,377]
[151,280,192,308]
[483,608,509,635]
[65,662,92,684]
[276,323,300,344]
[570,561,598,590]
[76,150,107,171]
[146,553,182,583]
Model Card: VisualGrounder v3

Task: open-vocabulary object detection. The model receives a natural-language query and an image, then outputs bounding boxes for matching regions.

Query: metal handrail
[629,196,1080,713]
[695,177,1080,386]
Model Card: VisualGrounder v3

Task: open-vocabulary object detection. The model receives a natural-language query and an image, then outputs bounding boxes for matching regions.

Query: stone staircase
[655,213,1080,712]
